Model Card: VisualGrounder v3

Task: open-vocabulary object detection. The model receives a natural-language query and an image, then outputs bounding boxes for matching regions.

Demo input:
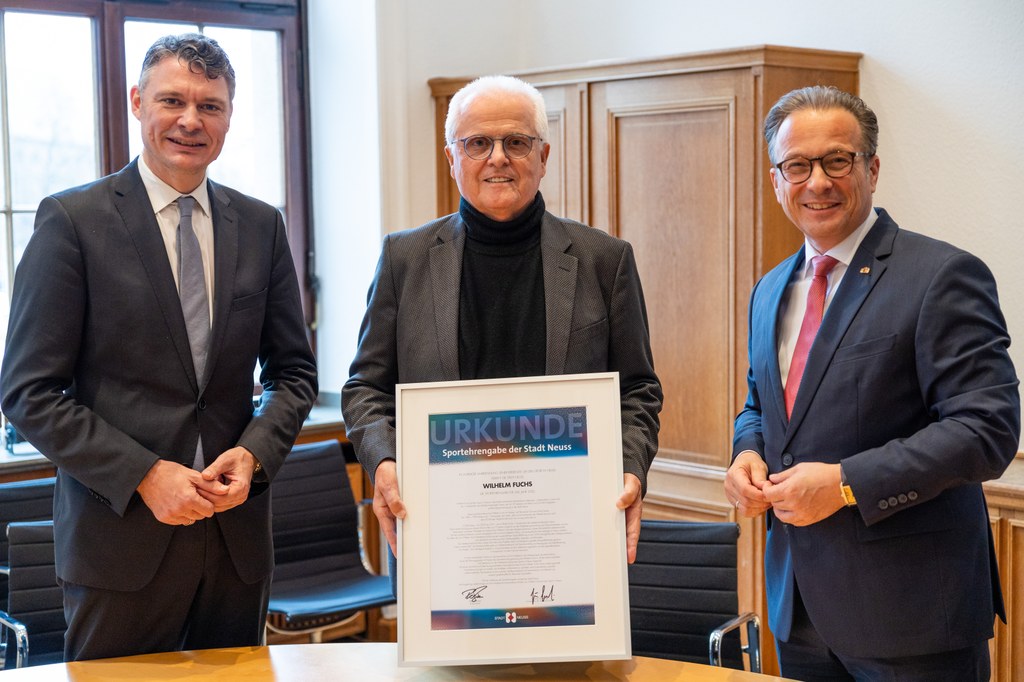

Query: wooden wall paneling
[991,514,1024,682]
[984,459,1024,682]
[991,514,1002,677]
[0,464,56,483]
[428,80,462,216]
[534,83,587,224]
[1005,518,1024,680]
[987,512,1022,682]
[589,75,743,470]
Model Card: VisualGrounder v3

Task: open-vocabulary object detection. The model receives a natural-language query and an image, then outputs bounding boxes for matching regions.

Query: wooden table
[0,643,793,681]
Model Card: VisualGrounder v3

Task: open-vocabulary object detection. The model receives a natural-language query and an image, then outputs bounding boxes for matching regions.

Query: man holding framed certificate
[342,75,662,662]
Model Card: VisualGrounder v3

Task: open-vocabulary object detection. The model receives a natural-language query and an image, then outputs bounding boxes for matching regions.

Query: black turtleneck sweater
[458,193,547,380]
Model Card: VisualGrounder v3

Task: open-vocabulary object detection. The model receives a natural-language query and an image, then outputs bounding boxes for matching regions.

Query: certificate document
[396,373,631,666]
[428,406,595,630]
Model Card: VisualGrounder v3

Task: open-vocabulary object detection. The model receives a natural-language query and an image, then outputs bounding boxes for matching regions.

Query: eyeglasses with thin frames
[452,134,542,160]
[774,150,872,184]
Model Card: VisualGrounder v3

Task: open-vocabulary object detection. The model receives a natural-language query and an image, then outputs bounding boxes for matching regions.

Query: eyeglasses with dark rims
[453,134,541,160]
[774,150,872,184]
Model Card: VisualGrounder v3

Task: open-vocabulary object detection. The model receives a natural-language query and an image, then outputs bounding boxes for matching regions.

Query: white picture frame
[395,372,631,666]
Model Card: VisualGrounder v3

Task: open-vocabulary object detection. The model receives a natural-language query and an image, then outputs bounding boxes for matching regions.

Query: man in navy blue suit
[727,86,1019,680]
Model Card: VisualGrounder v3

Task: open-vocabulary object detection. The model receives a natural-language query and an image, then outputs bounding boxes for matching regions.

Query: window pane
[124,23,284,209]
[0,215,9,348]
[5,12,98,207]
[1,213,35,354]
[204,27,285,208]
[0,90,5,208]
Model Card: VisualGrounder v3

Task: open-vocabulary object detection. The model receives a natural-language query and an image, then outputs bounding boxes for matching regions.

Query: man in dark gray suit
[0,34,317,660]
[343,75,661,564]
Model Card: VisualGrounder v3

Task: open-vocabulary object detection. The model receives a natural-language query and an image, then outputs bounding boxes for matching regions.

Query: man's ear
[444,144,456,179]
[130,85,143,121]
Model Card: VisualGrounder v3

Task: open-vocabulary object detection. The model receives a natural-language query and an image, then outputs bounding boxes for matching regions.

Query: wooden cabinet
[431,45,860,473]
[430,45,861,675]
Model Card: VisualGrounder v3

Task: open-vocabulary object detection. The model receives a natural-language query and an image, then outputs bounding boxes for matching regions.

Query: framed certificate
[395,372,631,666]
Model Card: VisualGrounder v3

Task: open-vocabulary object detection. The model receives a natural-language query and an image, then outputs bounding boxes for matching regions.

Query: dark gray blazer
[0,161,317,591]
[733,209,1019,658]
[342,211,662,491]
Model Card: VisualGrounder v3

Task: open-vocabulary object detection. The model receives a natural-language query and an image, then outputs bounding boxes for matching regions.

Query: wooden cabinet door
[589,70,757,468]
[535,83,587,224]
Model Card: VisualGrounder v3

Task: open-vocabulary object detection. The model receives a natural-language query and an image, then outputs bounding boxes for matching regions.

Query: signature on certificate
[462,586,487,602]
[530,585,555,604]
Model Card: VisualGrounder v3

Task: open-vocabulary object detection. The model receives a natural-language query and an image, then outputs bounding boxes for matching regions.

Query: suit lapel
[113,162,200,391]
[541,215,576,375]
[784,216,895,442]
[429,216,464,380]
[762,252,803,426]
[205,180,239,392]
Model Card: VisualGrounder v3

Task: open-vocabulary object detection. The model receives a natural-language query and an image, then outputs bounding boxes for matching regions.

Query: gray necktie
[177,196,209,468]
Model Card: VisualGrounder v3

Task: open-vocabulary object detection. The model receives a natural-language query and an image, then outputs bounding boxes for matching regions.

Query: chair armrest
[708,611,761,673]
[356,500,379,575]
[0,608,29,669]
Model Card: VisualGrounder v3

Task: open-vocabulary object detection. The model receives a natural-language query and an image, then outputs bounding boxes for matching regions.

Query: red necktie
[785,255,839,418]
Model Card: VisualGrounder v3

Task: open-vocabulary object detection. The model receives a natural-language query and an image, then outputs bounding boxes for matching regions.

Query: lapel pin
[859,267,871,274]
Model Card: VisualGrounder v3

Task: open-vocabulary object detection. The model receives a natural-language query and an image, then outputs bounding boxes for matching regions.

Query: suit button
[878,499,889,510]
[197,398,207,410]
[908,491,918,501]
[888,496,898,507]
[898,494,908,504]
[782,453,794,466]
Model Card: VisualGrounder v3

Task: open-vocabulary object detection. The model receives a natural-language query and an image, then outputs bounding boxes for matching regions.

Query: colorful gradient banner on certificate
[428,407,589,464]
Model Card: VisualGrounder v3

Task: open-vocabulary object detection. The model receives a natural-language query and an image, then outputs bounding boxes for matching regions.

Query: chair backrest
[0,478,56,612]
[270,440,363,581]
[628,520,744,669]
[6,520,64,667]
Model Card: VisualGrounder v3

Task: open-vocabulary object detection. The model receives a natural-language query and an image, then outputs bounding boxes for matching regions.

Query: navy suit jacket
[733,209,1019,658]
[0,161,317,591]
[342,211,662,491]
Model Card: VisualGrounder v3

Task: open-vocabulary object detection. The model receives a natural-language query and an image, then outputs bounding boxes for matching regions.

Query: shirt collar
[137,155,212,218]
[801,207,878,274]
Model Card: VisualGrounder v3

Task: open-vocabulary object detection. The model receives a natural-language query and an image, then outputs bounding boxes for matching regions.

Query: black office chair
[629,519,760,672]
[0,520,64,669]
[0,477,56,613]
[267,440,395,642]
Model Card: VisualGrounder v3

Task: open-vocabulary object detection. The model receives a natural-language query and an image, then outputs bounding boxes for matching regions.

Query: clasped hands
[724,450,846,526]
[371,459,647,564]
[136,446,260,526]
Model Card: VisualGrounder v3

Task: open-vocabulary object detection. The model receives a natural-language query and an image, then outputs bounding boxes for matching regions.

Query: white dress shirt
[137,156,216,320]
[777,208,878,388]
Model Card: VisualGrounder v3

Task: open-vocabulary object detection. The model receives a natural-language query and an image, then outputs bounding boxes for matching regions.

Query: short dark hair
[139,33,236,101]
[764,85,878,163]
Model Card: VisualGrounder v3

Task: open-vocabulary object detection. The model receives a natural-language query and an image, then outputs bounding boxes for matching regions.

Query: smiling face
[770,107,879,252]
[444,91,549,222]
[131,56,232,193]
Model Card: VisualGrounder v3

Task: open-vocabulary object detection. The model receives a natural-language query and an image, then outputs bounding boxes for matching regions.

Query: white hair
[444,75,548,145]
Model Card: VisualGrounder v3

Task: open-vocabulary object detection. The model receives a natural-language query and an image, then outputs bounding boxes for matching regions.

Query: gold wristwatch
[839,464,856,507]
